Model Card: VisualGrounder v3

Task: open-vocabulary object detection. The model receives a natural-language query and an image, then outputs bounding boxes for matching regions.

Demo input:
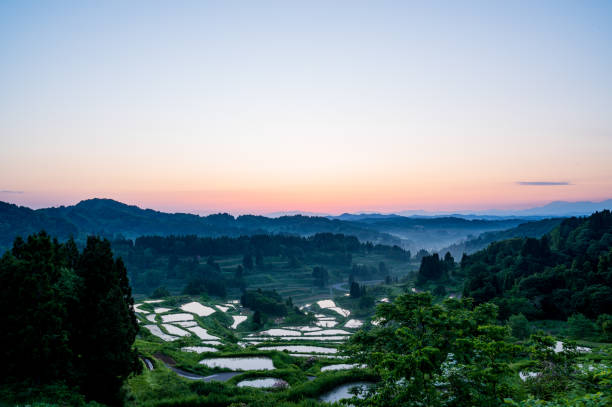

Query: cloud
[516,181,570,186]
[0,190,24,194]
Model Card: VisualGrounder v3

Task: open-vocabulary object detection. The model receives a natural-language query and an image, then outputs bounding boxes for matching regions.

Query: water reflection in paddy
[236,378,288,388]
[199,357,275,370]
[321,363,364,371]
[258,345,337,354]
[318,382,373,403]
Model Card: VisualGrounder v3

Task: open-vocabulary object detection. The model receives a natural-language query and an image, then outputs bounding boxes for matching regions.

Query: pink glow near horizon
[2,185,610,216]
[1,3,611,214]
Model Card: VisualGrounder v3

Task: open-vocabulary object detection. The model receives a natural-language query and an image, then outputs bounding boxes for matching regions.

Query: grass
[125,354,378,407]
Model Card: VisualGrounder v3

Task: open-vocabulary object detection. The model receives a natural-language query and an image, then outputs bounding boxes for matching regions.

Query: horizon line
[1,196,611,218]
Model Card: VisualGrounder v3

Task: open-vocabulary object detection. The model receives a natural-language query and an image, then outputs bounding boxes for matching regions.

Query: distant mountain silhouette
[331,213,404,221]
[4,198,606,252]
[0,198,401,249]
[508,199,612,216]
[393,199,612,218]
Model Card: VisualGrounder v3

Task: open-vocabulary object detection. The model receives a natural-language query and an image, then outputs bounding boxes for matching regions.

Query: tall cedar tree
[0,233,139,405]
[0,232,75,386]
[73,236,139,405]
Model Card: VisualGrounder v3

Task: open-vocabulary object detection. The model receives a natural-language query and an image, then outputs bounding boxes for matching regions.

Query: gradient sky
[1,1,611,215]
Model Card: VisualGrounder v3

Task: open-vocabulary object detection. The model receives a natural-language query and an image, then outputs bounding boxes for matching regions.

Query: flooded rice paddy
[236,378,288,388]
[199,357,275,371]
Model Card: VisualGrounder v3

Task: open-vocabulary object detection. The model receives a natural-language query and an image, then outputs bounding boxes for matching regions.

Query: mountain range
[0,199,400,250]
[394,199,612,217]
[1,198,610,253]
[270,199,612,219]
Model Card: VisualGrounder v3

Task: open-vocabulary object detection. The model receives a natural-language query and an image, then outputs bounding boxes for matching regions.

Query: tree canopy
[462,211,612,320]
[345,292,521,406]
[0,232,139,405]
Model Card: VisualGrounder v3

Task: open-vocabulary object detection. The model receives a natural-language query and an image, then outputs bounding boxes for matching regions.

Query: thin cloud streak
[0,190,24,194]
[516,182,571,186]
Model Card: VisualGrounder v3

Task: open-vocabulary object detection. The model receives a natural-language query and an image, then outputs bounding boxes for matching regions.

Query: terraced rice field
[133,295,374,395]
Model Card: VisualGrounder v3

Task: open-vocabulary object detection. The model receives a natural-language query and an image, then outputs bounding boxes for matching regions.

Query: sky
[1,1,611,215]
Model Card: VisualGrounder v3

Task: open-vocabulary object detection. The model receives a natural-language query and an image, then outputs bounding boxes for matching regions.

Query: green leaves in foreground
[504,393,608,407]
[344,292,521,407]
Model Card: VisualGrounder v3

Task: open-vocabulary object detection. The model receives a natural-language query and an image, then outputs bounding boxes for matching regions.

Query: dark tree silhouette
[73,236,139,405]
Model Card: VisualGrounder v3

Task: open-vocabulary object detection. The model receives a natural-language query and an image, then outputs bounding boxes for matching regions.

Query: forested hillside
[113,233,412,298]
[1,198,536,253]
[441,218,564,258]
[0,201,78,247]
[0,199,401,249]
[462,210,612,320]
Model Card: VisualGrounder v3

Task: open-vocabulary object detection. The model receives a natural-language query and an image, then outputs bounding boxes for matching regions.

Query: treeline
[0,232,139,405]
[440,217,564,258]
[113,233,410,294]
[0,198,404,251]
[181,256,229,297]
[126,232,409,259]
[417,252,456,284]
[462,210,612,321]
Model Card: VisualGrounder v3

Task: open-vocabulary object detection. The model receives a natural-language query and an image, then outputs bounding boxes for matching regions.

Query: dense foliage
[180,258,228,297]
[241,288,290,316]
[345,292,612,407]
[417,252,455,284]
[114,233,410,294]
[0,232,139,405]
[462,211,612,321]
[442,218,564,258]
[346,293,521,406]
[130,233,399,257]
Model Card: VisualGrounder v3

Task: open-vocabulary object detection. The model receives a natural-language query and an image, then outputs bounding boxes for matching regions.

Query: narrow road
[166,362,241,382]
[153,353,242,382]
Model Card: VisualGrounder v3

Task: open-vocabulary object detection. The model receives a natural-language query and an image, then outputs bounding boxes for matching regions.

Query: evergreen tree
[253,310,262,326]
[0,233,139,405]
[73,236,139,405]
[350,281,362,298]
[418,253,444,284]
[243,253,254,270]
[0,232,75,387]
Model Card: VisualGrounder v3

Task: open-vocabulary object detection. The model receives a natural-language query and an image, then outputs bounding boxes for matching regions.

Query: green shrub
[509,313,531,339]
[566,314,597,340]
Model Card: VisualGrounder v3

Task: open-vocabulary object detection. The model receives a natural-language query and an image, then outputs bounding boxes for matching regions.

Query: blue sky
[1,1,611,214]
